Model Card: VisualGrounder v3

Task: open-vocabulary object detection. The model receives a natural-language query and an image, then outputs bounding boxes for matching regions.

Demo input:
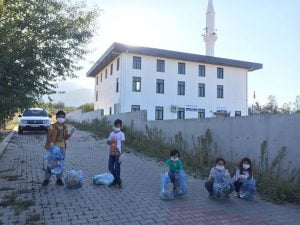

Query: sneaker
[109,180,117,187]
[56,179,64,186]
[234,192,240,198]
[42,179,49,187]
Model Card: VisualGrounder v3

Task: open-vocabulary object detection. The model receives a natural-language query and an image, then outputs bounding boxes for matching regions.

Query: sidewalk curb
[0,130,16,158]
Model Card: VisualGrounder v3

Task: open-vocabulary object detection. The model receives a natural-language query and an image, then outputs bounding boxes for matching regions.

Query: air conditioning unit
[171,105,178,113]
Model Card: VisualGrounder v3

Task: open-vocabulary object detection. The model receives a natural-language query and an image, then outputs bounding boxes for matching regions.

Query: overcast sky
[69,0,300,106]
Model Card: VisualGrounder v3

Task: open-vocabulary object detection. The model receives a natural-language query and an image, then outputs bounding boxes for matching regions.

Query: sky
[67,0,300,106]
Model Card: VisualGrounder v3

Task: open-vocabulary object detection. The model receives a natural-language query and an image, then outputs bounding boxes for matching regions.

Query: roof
[86,42,263,77]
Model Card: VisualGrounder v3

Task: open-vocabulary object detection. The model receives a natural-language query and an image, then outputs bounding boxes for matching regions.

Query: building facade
[88,43,262,120]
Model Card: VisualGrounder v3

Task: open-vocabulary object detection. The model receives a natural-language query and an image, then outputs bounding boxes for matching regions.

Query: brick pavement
[0,129,299,225]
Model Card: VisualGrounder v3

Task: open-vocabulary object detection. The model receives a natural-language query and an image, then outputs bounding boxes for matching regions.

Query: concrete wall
[67,109,300,170]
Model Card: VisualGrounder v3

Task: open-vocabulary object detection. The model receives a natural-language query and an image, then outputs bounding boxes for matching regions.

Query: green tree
[294,95,300,113]
[0,0,98,123]
[261,95,279,114]
[79,102,94,113]
[280,102,292,114]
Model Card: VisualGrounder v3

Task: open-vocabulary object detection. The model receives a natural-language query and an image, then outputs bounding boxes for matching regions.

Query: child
[160,149,186,199]
[107,119,125,188]
[205,158,233,198]
[42,110,75,187]
[233,157,256,199]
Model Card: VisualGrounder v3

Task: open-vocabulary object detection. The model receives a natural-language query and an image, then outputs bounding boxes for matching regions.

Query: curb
[0,130,16,158]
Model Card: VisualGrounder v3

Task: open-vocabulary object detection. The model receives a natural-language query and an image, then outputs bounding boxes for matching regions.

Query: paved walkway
[0,129,299,225]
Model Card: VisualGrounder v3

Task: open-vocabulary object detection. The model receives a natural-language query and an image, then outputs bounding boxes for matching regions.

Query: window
[157,59,165,72]
[178,62,185,74]
[177,108,185,119]
[117,58,120,71]
[95,91,98,101]
[105,69,107,79]
[131,105,140,112]
[235,111,241,117]
[217,85,224,98]
[178,81,185,95]
[132,77,141,92]
[198,109,205,118]
[116,78,119,93]
[109,107,112,115]
[217,67,224,79]
[156,79,164,94]
[100,73,103,82]
[155,106,164,120]
[198,83,205,97]
[96,76,98,85]
[110,64,113,75]
[114,103,119,114]
[133,56,141,69]
[199,65,205,77]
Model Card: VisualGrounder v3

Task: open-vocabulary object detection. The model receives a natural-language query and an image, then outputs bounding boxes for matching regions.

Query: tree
[79,102,94,113]
[0,0,98,123]
[261,95,279,114]
[280,102,292,114]
[294,95,300,113]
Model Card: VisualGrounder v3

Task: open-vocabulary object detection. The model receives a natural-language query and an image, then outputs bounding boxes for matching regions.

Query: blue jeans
[108,155,121,183]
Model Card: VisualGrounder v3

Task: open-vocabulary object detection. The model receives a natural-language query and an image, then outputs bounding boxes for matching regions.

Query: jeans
[45,147,65,180]
[233,181,243,192]
[108,155,121,183]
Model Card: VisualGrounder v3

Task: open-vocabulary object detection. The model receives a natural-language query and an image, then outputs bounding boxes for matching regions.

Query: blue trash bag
[65,170,84,189]
[239,179,256,200]
[43,146,64,175]
[212,175,232,199]
[174,170,187,196]
[93,173,114,185]
[159,173,174,200]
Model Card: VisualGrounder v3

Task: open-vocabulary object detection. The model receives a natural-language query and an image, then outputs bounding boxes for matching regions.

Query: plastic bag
[174,170,187,196]
[93,173,114,185]
[43,146,64,175]
[159,173,174,200]
[65,170,84,189]
[239,179,256,200]
[212,174,232,199]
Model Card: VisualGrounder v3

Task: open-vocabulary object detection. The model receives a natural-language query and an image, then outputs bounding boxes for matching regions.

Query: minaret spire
[203,0,217,56]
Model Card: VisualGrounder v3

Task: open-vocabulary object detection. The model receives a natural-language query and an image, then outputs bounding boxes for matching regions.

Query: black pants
[233,181,243,192]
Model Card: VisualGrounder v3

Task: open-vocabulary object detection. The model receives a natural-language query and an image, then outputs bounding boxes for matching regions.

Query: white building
[87,0,262,120]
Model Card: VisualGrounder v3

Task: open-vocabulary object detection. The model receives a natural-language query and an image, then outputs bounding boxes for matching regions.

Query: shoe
[42,179,49,187]
[234,192,240,198]
[109,180,117,187]
[56,179,64,186]
[118,179,122,189]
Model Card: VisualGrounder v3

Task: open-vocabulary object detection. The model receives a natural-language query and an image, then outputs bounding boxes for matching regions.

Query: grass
[4,116,19,130]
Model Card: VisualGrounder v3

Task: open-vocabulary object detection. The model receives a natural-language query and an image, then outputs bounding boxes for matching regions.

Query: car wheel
[18,127,23,134]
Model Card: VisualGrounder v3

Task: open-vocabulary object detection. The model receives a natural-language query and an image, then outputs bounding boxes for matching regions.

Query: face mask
[57,118,65,124]
[113,127,120,132]
[171,156,179,161]
[216,165,224,171]
[243,164,250,170]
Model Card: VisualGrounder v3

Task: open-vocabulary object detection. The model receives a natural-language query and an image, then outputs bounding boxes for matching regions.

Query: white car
[18,108,52,134]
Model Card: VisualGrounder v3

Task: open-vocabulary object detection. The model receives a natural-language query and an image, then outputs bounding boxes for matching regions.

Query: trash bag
[93,173,114,185]
[43,146,64,175]
[65,170,84,189]
[174,170,187,196]
[159,173,174,200]
[212,174,232,199]
[239,179,256,201]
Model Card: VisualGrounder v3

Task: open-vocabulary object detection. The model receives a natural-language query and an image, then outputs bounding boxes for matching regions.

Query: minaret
[203,0,217,56]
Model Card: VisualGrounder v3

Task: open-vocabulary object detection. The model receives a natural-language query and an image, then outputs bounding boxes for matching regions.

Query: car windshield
[23,110,48,117]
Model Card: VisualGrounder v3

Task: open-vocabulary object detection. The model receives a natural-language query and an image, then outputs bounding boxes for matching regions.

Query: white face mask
[171,156,179,161]
[216,165,225,171]
[243,164,250,170]
[57,118,65,124]
[113,127,120,132]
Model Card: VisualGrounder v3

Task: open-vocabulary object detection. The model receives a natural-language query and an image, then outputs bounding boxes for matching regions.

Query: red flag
[253,91,256,99]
